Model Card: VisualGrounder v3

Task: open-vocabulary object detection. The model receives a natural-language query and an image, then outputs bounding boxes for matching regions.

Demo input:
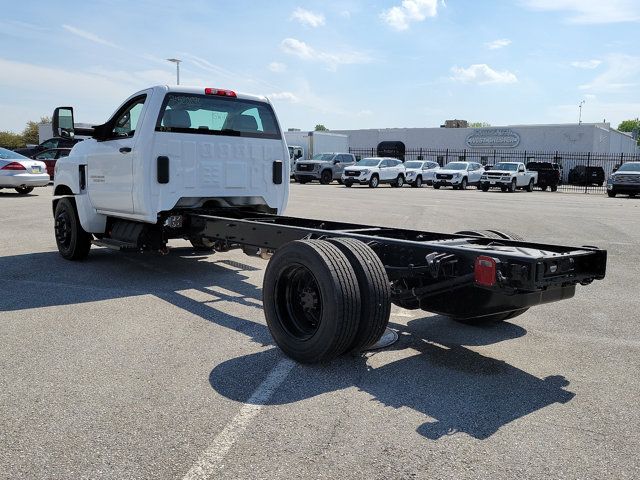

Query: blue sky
[1,0,639,133]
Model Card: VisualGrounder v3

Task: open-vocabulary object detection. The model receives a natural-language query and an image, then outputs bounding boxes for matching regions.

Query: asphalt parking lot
[1,184,639,480]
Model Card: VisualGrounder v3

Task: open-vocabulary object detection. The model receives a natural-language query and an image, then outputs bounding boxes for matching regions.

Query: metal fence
[349,147,640,193]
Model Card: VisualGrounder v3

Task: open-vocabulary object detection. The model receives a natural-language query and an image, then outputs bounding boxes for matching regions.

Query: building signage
[465,128,521,148]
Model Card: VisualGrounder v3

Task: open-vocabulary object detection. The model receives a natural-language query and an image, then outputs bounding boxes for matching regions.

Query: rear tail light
[474,255,497,287]
[1,162,26,171]
[204,88,236,97]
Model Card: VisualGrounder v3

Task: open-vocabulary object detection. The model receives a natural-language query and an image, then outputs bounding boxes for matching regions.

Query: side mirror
[53,107,75,139]
[519,167,525,172]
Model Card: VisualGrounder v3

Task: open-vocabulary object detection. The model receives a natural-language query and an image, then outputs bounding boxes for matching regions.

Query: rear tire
[263,240,360,363]
[369,175,379,188]
[550,185,558,192]
[526,179,534,192]
[15,186,34,195]
[327,238,391,351]
[54,198,92,260]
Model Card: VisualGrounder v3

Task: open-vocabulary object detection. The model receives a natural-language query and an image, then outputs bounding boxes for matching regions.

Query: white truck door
[87,93,150,214]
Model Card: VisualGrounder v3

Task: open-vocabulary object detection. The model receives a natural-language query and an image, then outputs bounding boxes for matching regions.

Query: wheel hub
[299,287,318,312]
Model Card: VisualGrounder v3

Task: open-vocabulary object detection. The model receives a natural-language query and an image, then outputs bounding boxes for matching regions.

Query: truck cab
[52,85,289,257]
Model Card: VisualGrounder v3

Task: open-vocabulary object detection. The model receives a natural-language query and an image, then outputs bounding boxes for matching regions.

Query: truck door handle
[119,147,132,153]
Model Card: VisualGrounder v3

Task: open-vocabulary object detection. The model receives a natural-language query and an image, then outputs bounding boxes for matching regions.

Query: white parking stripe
[182,357,296,480]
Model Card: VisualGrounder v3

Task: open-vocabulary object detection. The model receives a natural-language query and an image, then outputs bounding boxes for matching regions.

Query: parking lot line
[182,356,296,480]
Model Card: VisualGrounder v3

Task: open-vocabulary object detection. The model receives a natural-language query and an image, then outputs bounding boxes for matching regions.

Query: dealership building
[332,122,639,155]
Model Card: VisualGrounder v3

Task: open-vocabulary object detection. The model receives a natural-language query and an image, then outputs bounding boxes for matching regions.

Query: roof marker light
[204,88,237,97]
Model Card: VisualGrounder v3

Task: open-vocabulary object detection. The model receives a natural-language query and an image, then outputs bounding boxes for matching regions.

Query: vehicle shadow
[209,317,574,440]
[0,248,574,441]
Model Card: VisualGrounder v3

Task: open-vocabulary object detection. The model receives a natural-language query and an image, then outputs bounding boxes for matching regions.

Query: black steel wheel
[320,170,333,185]
[54,197,92,260]
[327,238,391,352]
[607,190,616,198]
[263,240,361,363]
[15,186,34,195]
[369,175,379,188]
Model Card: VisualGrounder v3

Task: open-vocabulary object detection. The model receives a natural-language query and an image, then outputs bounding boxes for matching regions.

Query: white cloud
[570,59,602,69]
[280,38,372,71]
[450,64,518,85]
[380,0,441,31]
[520,0,640,24]
[62,24,117,48]
[486,38,512,50]
[291,8,326,27]
[579,54,640,92]
[268,62,287,73]
[268,92,300,102]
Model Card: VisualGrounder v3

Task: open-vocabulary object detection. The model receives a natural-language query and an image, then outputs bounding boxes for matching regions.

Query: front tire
[344,181,353,188]
[369,175,379,188]
[607,190,616,198]
[395,175,405,188]
[54,198,92,260]
[508,179,517,192]
[320,170,333,185]
[459,178,468,190]
[481,184,489,192]
[263,240,360,363]
[433,184,440,189]
[550,185,558,192]
[412,176,423,188]
[15,186,34,195]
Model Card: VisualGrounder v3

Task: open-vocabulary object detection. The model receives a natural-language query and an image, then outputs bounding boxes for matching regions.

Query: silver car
[0,147,50,195]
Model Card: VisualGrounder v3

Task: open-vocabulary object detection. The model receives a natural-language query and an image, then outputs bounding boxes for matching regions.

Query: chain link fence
[349,147,640,193]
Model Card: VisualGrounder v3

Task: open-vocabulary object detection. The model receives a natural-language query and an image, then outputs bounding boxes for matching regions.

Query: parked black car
[14,137,79,157]
[568,165,605,187]
[527,162,561,191]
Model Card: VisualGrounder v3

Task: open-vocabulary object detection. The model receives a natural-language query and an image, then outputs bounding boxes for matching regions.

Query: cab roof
[151,85,270,104]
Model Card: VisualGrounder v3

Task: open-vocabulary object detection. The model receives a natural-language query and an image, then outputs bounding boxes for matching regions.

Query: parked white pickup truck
[49,85,607,364]
[479,162,538,192]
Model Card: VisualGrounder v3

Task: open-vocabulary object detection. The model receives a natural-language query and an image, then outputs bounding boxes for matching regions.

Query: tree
[314,124,328,131]
[22,116,51,145]
[0,131,26,149]
[618,119,640,145]
[469,121,491,128]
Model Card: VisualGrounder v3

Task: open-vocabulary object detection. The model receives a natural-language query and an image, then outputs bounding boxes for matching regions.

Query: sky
[0,0,639,133]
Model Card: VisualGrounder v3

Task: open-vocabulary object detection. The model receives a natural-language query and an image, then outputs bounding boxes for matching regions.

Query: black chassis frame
[174,209,607,320]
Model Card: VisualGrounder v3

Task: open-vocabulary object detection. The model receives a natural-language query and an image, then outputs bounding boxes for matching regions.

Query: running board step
[91,238,140,252]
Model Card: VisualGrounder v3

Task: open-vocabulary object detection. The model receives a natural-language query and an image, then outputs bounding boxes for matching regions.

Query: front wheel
[508,179,517,192]
[320,170,333,185]
[369,175,379,188]
[550,185,558,192]
[394,175,404,188]
[54,198,92,260]
[481,184,489,192]
[433,184,441,189]
[607,190,616,198]
[460,178,468,190]
[15,186,34,195]
[412,176,423,188]
[344,181,353,188]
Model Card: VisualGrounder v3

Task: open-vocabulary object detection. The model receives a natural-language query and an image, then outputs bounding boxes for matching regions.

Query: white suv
[404,160,440,187]
[342,157,406,188]
[433,161,484,190]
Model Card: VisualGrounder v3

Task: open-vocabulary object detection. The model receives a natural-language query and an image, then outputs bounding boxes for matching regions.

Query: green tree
[22,116,51,145]
[469,121,491,128]
[0,131,26,149]
[314,124,328,131]
[618,118,640,145]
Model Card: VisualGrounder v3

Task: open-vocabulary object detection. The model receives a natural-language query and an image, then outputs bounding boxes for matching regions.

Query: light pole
[166,58,182,85]
[578,100,585,124]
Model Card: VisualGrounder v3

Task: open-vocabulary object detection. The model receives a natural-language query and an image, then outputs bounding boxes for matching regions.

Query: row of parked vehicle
[291,153,563,192]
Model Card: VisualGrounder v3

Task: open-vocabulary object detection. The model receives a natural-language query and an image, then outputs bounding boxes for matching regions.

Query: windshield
[0,147,28,160]
[404,161,424,168]
[311,154,336,161]
[444,162,467,171]
[493,163,519,171]
[156,93,281,140]
[616,162,640,173]
[358,158,381,167]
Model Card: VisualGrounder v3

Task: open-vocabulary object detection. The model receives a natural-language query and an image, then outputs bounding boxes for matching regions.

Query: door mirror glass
[53,107,75,138]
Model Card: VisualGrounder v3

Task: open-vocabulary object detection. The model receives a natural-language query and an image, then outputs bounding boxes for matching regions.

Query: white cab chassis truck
[52,86,607,363]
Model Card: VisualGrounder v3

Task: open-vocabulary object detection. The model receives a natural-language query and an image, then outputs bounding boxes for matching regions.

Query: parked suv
[433,161,484,190]
[294,153,356,184]
[404,160,439,187]
[607,161,640,197]
[342,157,405,188]
[568,165,605,186]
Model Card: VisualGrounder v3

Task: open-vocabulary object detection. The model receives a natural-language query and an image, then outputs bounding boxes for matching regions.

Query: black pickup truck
[527,162,561,191]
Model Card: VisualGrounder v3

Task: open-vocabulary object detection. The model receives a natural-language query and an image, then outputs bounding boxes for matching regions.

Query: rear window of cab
[156,93,282,140]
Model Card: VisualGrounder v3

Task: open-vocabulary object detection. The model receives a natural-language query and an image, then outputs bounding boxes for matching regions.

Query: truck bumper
[294,174,319,182]
[608,183,640,194]
[480,180,509,189]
